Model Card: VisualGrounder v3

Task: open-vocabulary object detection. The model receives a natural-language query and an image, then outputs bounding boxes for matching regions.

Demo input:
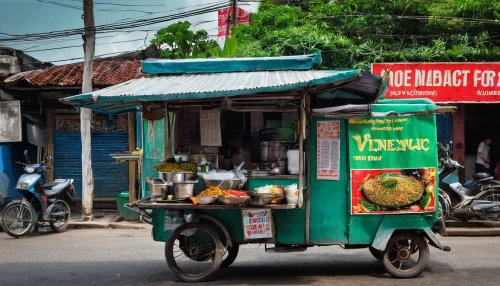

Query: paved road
[0,229,498,286]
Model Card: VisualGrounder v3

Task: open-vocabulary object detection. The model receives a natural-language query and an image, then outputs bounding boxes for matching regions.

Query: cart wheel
[165,222,223,282]
[382,232,429,278]
[369,247,382,260]
[221,244,239,268]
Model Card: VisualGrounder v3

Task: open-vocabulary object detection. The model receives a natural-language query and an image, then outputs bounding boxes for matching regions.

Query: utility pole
[81,0,95,220]
[231,0,237,29]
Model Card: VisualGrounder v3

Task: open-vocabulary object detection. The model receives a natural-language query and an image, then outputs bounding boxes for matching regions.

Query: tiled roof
[4,60,143,87]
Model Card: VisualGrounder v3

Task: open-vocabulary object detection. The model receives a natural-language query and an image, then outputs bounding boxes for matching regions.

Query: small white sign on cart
[241,209,273,240]
[316,120,341,180]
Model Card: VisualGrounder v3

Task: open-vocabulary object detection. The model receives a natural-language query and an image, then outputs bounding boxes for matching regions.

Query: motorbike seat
[41,179,71,197]
[474,173,492,180]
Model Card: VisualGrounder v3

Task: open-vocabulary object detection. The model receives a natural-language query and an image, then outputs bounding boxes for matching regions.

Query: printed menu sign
[316,121,341,180]
[348,115,438,215]
[200,108,222,146]
[242,209,273,240]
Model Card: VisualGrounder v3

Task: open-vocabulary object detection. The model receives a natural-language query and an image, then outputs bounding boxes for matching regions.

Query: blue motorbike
[1,150,76,238]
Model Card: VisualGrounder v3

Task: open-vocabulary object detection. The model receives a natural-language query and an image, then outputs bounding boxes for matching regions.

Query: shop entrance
[464,104,500,179]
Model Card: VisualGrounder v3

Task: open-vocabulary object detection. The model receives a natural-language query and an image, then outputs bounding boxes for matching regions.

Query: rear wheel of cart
[382,232,429,278]
[221,244,239,268]
[165,222,223,282]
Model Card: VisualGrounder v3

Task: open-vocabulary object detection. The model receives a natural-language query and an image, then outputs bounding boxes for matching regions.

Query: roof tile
[4,60,143,86]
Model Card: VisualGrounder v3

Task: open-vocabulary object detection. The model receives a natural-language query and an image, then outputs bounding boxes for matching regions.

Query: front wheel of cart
[165,222,223,282]
[221,244,239,268]
[382,232,429,278]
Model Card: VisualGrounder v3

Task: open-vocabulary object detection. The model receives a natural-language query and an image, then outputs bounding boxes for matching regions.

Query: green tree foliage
[151,21,239,59]
[234,0,500,70]
[151,21,221,59]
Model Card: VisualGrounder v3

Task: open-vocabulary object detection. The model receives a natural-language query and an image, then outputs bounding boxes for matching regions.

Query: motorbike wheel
[165,222,223,283]
[438,197,449,222]
[0,201,36,238]
[49,200,71,232]
[382,232,429,278]
[479,193,500,202]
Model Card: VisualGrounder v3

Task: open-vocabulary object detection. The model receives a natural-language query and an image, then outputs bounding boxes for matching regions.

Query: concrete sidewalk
[68,210,152,230]
[446,220,500,236]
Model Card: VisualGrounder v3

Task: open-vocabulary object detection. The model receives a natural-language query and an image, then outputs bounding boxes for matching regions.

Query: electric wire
[0,2,229,43]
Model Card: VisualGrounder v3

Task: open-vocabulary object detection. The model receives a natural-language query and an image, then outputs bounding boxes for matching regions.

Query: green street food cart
[62,53,451,283]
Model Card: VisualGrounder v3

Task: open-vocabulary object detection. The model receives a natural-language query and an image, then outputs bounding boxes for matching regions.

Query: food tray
[248,193,285,206]
[219,196,250,205]
[248,170,271,177]
[197,196,219,205]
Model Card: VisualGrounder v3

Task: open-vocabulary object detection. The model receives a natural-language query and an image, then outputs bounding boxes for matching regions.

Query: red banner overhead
[218,7,250,37]
[372,63,500,103]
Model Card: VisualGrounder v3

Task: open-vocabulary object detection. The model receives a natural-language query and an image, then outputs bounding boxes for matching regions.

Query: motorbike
[0,150,76,238]
[438,143,500,222]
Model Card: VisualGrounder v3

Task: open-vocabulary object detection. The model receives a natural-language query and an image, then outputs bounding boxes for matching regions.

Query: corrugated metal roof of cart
[59,53,375,114]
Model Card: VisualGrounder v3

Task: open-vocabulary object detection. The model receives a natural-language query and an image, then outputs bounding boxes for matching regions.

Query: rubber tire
[49,200,71,233]
[369,246,382,260]
[382,232,430,278]
[221,244,239,268]
[165,222,223,283]
[437,198,448,222]
[1,201,36,238]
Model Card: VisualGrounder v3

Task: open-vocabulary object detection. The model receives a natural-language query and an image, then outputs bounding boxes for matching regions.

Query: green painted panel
[348,215,384,244]
[309,117,349,244]
[273,209,306,244]
[142,119,165,198]
[151,208,306,244]
[200,210,245,243]
[152,209,173,242]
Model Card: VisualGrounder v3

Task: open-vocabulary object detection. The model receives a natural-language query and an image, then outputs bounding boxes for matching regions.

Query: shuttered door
[54,132,129,197]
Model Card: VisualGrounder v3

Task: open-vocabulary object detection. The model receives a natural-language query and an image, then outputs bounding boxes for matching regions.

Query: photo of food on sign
[317,121,340,139]
[351,168,436,214]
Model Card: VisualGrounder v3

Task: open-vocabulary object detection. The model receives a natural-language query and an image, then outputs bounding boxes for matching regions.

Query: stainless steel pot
[260,141,288,162]
[146,178,169,200]
[173,180,197,199]
[159,172,196,183]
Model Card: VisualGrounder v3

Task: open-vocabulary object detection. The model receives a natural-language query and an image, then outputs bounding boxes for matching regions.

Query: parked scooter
[0,150,76,238]
[438,143,500,221]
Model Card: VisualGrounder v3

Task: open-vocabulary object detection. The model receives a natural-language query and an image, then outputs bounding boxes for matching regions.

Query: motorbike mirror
[45,156,52,161]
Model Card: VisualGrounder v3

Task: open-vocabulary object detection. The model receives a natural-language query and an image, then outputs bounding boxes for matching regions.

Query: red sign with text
[372,63,500,103]
[218,7,250,37]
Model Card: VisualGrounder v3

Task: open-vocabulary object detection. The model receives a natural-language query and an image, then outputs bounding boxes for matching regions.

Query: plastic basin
[115,192,140,221]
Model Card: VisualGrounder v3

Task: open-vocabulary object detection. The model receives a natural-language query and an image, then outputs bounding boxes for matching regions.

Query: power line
[48,49,142,63]
[70,0,168,7]
[24,37,147,52]
[0,2,228,43]
[109,0,227,24]
[37,0,154,14]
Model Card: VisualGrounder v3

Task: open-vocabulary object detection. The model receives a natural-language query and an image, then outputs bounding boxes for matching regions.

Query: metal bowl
[219,196,250,205]
[173,180,197,199]
[248,193,285,206]
[197,196,219,205]
[159,172,196,183]
[201,177,243,190]
[270,167,286,175]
